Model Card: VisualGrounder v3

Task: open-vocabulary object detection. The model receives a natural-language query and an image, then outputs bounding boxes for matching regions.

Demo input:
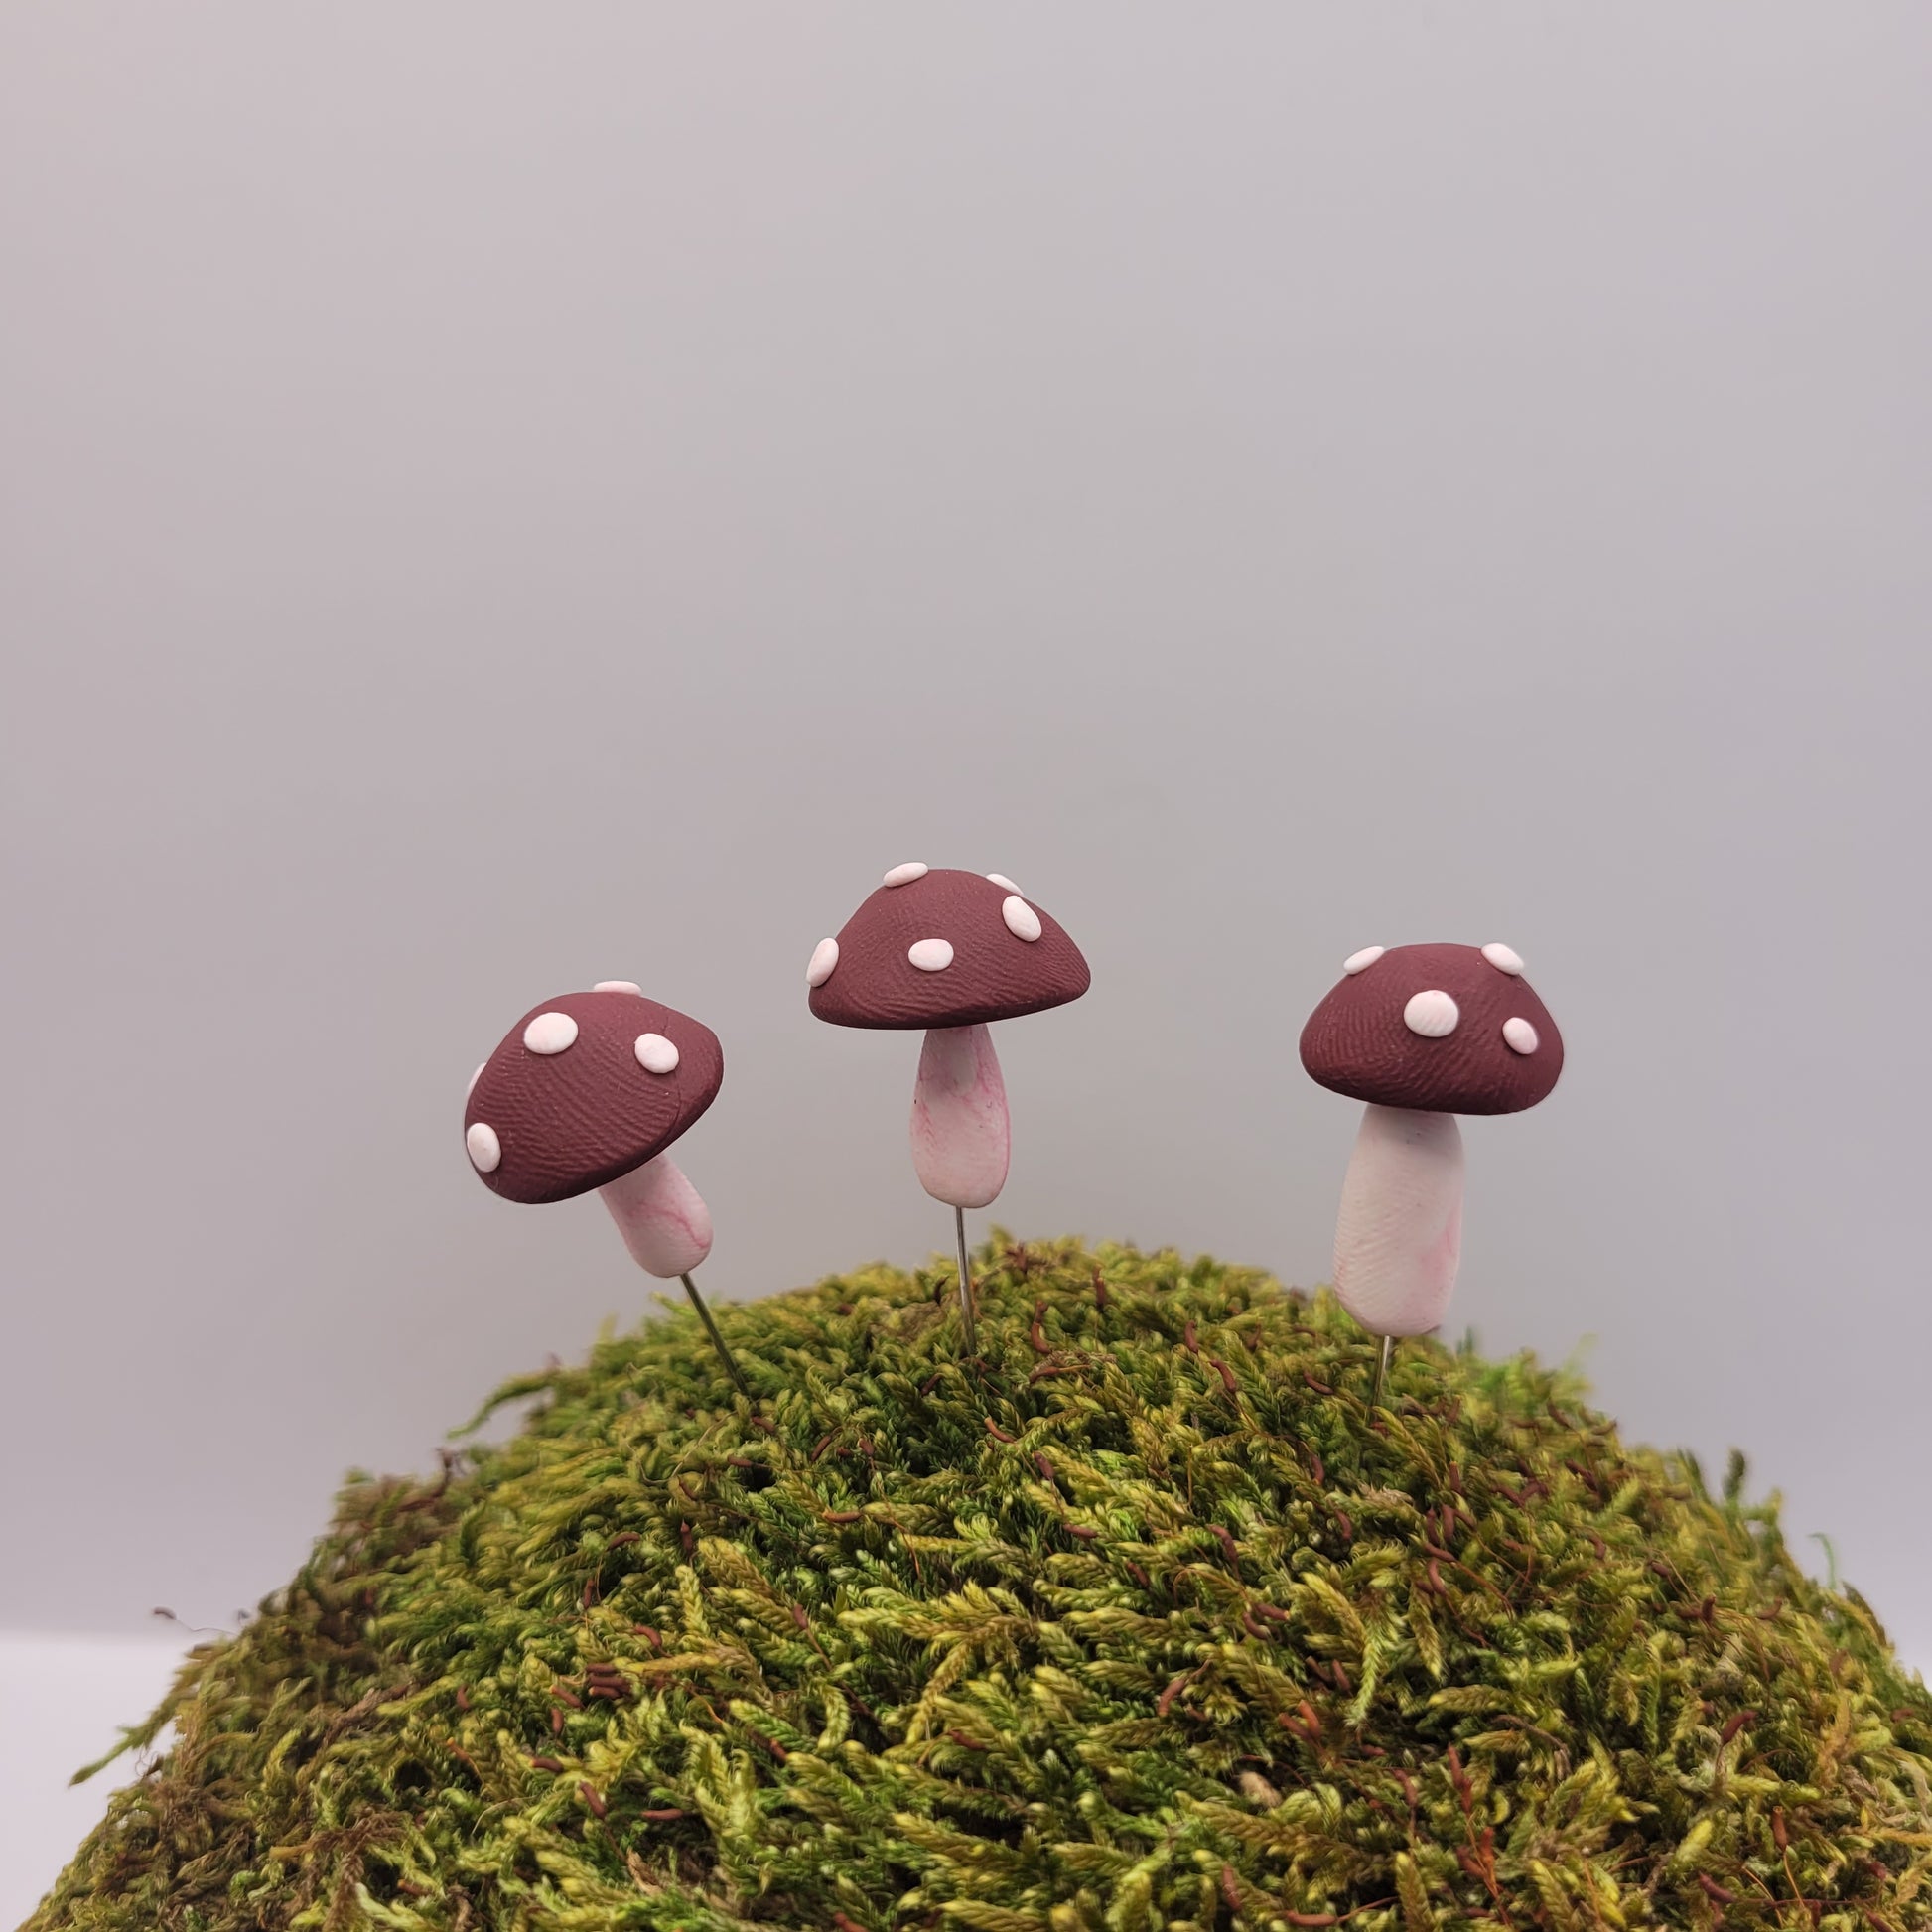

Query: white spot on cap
[1403,989,1459,1037]
[593,980,643,995]
[466,1061,486,1098]
[1502,1016,1539,1054]
[884,862,928,888]
[1001,895,1042,942]
[1481,943,1525,976]
[466,1122,501,1173]
[633,1033,680,1074]
[806,937,839,987]
[907,937,954,972]
[523,1012,579,1055]
[1343,946,1385,975]
[986,873,1021,894]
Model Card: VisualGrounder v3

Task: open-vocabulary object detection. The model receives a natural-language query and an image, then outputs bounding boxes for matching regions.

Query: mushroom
[463,985,749,1396]
[807,864,1090,1354]
[1299,942,1563,1400]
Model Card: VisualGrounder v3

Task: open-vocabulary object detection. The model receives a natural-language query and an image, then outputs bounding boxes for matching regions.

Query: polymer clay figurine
[807,864,1090,1355]
[464,982,750,1396]
[1300,942,1563,1401]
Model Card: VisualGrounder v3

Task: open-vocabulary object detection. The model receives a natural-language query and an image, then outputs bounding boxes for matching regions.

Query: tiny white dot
[466,1061,486,1099]
[1502,1017,1539,1055]
[883,862,928,888]
[1481,943,1525,976]
[1342,946,1385,975]
[466,1122,501,1173]
[593,980,643,995]
[1403,989,1460,1038]
[986,873,1021,894]
[806,937,840,987]
[633,1033,680,1074]
[907,937,954,972]
[523,1012,579,1055]
[1001,895,1042,942]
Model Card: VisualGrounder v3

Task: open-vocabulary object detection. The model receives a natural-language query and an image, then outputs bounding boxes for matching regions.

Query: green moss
[29,1238,1932,1931]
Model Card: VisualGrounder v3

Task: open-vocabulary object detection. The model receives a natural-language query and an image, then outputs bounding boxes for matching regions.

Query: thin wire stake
[679,1273,751,1399]
[1371,1334,1393,1407]
[953,1205,980,1359]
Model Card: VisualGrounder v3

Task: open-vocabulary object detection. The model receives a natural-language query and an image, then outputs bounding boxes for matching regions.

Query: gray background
[3,6,1927,1671]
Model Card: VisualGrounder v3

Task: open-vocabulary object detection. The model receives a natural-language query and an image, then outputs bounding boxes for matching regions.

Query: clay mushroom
[807,864,1090,1354]
[1299,942,1563,1399]
[463,984,749,1396]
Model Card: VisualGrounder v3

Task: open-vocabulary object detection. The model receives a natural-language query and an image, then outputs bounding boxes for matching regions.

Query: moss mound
[30,1239,1932,1931]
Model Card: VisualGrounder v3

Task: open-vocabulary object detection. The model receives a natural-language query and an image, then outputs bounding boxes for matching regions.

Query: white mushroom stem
[1331,1106,1464,1340]
[910,1024,1011,1210]
[910,1023,1011,1360]
[600,1154,715,1280]
[600,1156,749,1398]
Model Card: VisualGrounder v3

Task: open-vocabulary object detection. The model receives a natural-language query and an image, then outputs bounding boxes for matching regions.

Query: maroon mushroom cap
[1299,942,1563,1115]
[807,864,1090,1031]
[463,987,724,1203]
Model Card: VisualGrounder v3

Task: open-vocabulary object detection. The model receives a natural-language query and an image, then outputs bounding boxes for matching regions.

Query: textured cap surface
[808,868,1089,1030]
[1300,942,1563,1115]
[464,988,724,1202]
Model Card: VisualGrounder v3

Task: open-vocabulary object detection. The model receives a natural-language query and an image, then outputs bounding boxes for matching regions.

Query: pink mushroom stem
[909,1023,1011,1358]
[600,1154,715,1280]
[1331,1105,1464,1342]
[909,1024,1012,1210]
[600,1155,749,1398]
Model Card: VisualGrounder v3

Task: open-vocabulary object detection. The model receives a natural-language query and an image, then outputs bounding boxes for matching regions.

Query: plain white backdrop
[4,4,1929,1908]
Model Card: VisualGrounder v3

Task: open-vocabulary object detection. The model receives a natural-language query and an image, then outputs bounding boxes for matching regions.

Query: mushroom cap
[808,867,1090,1031]
[1299,942,1563,1115]
[464,988,724,1203]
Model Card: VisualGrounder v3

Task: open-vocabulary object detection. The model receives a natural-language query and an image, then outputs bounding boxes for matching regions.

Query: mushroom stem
[599,1157,749,1396]
[910,1025,1012,1208]
[1332,1105,1464,1343]
[910,1024,1010,1357]
[601,1154,714,1277]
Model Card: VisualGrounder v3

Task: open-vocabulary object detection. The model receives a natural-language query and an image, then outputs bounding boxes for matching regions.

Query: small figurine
[1300,943,1563,1400]
[807,864,1089,1355]
[463,983,749,1396]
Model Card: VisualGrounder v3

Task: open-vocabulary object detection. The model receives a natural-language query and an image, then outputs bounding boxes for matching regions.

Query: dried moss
[29,1238,1932,1930]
